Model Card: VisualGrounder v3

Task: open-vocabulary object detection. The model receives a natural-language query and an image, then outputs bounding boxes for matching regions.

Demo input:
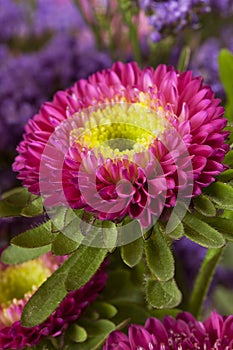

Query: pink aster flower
[0,251,107,349]
[104,311,233,349]
[13,62,229,229]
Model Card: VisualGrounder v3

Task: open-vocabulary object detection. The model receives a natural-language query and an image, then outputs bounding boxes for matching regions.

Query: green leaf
[217,169,233,182]
[65,245,108,291]
[21,250,82,327]
[0,201,22,217]
[68,324,87,343]
[0,187,43,218]
[1,245,51,265]
[11,221,56,248]
[120,218,143,246]
[144,225,174,281]
[1,187,31,206]
[200,216,233,242]
[120,237,143,267]
[146,278,182,309]
[52,206,84,243]
[51,232,80,255]
[67,320,115,350]
[91,302,117,319]
[183,211,225,248]
[218,49,233,120]
[164,221,184,240]
[102,221,118,252]
[204,182,233,210]
[21,197,43,217]
[223,150,233,168]
[193,194,216,217]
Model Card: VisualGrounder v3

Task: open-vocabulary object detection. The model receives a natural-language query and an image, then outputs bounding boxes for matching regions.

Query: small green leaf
[68,320,115,350]
[193,194,216,217]
[102,221,118,252]
[0,187,43,218]
[1,245,51,265]
[165,222,184,240]
[21,197,43,217]
[204,182,233,210]
[51,232,80,255]
[183,212,225,248]
[1,187,31,207]
[92,302,117,319]
[11,221,56,248]
[223,150,233,168]
[21,250,82,327]
[65,245,108,291]
[80,319,116,337]
[0,201,22,217]
[144,225,174,281]
[146,278,182,309]
[68,324,87,343]
[120,218,143,246]
[120,237,143,267]
[217,169,233,182]
[52,206,84,243]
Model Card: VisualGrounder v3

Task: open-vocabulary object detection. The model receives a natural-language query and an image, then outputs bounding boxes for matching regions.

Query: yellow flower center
[0,259,50,306]
[71,102,167,159]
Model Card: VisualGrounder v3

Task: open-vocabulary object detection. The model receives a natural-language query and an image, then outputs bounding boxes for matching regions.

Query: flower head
[0,251,107,349]
[104,311,233,349]
[13,62,229,229]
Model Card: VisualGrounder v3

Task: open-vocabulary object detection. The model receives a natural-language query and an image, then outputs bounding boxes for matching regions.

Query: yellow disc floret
[70,102,167,159]
[0,259,51,306]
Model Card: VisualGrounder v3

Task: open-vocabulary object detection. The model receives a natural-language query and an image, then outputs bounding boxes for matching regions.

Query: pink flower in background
[104,311,233,349]
[13,62,229,228]
[0,252,107,349]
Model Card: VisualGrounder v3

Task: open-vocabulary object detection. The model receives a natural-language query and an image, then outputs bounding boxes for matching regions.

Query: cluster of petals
[0,253,107,349]
[104,311,233,349]
[13,62,229,227]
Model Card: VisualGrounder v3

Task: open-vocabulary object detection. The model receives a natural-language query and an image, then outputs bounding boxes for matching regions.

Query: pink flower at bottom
[0,252,107,349]
[104,311,233,349]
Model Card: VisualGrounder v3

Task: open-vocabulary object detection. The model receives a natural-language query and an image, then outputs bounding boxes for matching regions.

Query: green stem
[117,0,142,65]
[128,20,142,65]
[188,246,225,318]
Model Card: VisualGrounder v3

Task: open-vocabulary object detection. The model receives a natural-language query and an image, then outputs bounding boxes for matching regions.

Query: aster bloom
[0,252,107,349]
[13,62,229,230]
[104,311,233,349]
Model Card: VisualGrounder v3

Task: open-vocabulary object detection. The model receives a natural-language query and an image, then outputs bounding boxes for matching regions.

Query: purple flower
[190,26,233,98]
[0,251,107,349]
[30,0,85,37]
[139,0,211,42]
[0,0,84,42]
[104,311,233,349]
[0,31,111,154]
[0,0,29,42]
[210,0,233,16]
